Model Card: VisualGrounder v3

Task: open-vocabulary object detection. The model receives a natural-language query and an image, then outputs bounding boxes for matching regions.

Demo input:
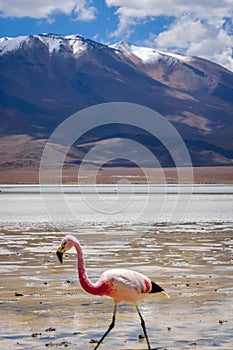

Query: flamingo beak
[56,246,64,264]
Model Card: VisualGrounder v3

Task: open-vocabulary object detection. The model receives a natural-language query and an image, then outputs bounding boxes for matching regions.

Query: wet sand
[0,226,232,350]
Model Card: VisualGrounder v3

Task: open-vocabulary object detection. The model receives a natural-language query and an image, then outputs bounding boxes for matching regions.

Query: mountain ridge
[0,33,232,173]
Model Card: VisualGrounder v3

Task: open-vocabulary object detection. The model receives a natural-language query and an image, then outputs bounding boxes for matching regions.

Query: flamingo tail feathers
[150,281,169,297]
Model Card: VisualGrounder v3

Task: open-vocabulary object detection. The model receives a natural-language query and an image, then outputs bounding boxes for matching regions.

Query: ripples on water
[0,185,232,349]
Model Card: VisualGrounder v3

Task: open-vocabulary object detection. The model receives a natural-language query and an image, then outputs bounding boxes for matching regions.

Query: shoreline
[0,166,232,184]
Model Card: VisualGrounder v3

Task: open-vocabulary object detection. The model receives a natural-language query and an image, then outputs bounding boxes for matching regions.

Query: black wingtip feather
[150,281,164,294]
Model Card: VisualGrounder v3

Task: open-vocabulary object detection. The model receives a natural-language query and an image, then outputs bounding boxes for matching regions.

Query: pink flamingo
[56,235,168,350]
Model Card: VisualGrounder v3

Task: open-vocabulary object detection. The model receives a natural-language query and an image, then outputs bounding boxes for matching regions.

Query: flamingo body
[95,268,152,303]
[56,234,167,350]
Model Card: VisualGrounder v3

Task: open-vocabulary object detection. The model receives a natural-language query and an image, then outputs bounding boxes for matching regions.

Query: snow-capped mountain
[0,34,109,57]
[0,33,190,63]
[0,33,232,171]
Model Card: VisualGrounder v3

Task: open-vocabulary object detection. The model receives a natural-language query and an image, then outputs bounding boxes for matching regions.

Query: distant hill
[0,33,232,174]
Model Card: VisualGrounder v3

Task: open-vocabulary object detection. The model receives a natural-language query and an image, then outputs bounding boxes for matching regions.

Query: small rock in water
[189,342,197,347]
[45,327,56,332]
[15,291,23,297]
[89,339,98,344]
[219,319,227,325]
[45,341,69,347]
[138,333,145,340]
[31,332,42,338]
[73,331,82,335]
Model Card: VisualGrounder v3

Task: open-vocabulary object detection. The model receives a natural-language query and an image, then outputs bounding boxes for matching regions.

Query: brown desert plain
[0,166,232,184]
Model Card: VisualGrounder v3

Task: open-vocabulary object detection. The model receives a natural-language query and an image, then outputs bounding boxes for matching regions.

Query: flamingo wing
[97,268,152,303]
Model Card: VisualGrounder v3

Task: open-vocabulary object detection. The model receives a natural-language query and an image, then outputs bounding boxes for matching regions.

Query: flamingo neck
[73,241,100,295]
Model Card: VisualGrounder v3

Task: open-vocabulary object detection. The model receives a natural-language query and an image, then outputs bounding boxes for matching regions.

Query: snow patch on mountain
[0,34,88,57]
[112,41,193,65]
[65,35,88,56]
[38,34,88,56]
[0,36,28,54]
[37,34,68,54]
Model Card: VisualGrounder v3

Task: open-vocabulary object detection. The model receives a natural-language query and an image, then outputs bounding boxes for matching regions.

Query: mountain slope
[0,33,232,171]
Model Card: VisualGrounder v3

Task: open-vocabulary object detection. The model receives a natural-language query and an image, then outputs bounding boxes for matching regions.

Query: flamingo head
[56,235,77,264]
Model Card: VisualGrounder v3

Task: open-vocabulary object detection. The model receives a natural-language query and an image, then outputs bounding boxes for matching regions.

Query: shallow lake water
[0,185,232,349]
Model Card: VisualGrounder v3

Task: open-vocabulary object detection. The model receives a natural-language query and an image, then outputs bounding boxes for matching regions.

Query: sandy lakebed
[0,184,232,349]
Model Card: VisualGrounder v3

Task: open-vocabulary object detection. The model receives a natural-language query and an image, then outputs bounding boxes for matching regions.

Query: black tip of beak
[56,250,63,264]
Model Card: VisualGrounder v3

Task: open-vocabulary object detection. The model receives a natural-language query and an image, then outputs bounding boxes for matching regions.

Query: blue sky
[0,0,232,71]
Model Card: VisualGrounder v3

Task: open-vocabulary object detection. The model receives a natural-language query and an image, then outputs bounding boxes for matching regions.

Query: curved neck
[73,241,101,295]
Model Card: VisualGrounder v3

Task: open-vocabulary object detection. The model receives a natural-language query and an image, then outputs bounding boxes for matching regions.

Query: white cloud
[155,17,211,49]
[0,0,97,21]
[106,0,232,19]
[106,0,233,71]
[187,28,233,71]
[73,1,97,21]
[154,15,233,71]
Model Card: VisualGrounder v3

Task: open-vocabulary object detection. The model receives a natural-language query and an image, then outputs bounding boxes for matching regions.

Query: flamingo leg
[93,303,117,350]
[136,305,151,350]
